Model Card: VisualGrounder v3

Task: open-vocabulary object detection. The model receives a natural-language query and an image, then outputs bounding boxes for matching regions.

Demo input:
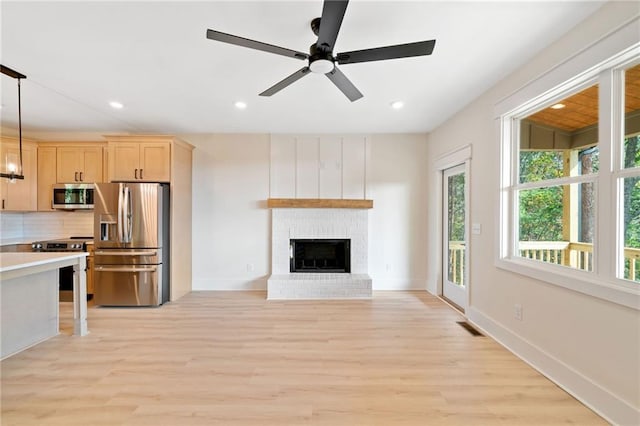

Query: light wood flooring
[1,291,605,425]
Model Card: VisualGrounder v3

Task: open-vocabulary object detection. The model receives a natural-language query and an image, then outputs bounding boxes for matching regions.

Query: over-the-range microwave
[52,183,94,210]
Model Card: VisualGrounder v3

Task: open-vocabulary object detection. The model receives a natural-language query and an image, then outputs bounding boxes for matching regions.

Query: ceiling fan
[206,0,436,102]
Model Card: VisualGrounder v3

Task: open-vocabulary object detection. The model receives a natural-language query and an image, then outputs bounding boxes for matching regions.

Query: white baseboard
[467,307,639,426]
[193,278,428,291]
[371,279,426,290]
[192,278,267,291]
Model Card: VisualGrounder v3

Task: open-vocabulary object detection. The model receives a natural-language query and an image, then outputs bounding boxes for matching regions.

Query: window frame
[496,36,640,310]
[616,59,640,283]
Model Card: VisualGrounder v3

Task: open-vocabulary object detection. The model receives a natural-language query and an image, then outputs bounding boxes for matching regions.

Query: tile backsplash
[1,211,94,242]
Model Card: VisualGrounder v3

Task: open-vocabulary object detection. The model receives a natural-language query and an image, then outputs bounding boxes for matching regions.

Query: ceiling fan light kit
[309,59,334,74]
[206,0,435,102]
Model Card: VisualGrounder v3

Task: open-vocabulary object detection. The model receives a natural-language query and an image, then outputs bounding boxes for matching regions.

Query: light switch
[472,223,481,235]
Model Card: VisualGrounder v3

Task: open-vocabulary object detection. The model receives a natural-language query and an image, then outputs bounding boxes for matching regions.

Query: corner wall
[423,2,640,424]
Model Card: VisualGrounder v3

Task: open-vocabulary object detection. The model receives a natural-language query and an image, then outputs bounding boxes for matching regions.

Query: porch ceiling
[527,64,640,132]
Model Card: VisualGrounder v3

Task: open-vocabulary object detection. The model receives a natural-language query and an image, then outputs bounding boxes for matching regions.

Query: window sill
[495,257,640,310]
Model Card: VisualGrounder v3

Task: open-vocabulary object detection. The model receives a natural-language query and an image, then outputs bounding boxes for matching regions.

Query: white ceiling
[1,1,604,137]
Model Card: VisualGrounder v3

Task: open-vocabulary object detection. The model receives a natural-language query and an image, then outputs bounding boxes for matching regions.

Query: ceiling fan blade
[206,29,309,60]
[326,67,363,102]
[336,40,436,65]
[316,0,349,52]
[259,67,311,97]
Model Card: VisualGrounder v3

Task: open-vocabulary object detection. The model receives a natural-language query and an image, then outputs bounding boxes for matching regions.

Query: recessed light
[390,101,404,109]
[234,101,247,110]
[109,101,124,109]
[550,103,565,110]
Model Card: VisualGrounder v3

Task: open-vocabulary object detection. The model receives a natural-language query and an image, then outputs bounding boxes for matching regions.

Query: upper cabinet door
[1,142,37,211]
[107,140,172,182]
[56,147,81,182]
[81,147,103,183]
[109,143,140,181]
[37,146,57,211]
[56,146,104,183]
[139,143,171,182]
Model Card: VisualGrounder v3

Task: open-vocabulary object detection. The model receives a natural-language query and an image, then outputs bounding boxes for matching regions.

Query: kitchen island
[0,252,89,359]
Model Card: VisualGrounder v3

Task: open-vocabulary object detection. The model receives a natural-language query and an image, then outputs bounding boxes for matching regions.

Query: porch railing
[518,241,639,281]
[448,241,640,282]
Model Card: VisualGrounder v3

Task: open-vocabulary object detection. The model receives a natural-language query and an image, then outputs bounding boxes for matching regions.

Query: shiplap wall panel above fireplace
[270,134,370,200]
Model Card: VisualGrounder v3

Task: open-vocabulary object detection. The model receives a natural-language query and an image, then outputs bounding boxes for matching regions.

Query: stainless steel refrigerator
[93,183,170,306]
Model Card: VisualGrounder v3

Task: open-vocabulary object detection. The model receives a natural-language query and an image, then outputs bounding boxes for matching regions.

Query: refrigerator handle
[95,266,158,273]
[125,186,133,242]
[117,184,124,243]
[94,250,157,256]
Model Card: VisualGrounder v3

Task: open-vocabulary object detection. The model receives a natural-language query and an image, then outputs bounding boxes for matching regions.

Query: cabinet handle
[2,199,4,209]
[79,171,83,181]
[74,171,78,182]
[140,169,143,179]
[135,168,138,179]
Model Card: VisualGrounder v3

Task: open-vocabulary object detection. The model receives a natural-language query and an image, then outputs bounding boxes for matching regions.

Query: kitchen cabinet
[86,243,95,296]
[56,146,103,183]
[37,146,57,211]
[0,138,37,211]
[108,141,171,182]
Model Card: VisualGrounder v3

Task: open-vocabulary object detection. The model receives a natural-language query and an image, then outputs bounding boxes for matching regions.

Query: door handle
[135,168,138,179]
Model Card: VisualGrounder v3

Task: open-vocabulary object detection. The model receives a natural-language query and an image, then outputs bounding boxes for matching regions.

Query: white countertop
[0,238,36,246]
[0,252,88,273]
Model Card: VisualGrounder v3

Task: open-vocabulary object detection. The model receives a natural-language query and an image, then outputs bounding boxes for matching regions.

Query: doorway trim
[435,144,472,313]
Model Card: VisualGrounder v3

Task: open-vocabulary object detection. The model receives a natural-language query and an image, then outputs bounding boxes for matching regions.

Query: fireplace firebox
[290,239,350,273]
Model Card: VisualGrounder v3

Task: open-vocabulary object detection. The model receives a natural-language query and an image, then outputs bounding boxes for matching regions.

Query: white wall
[182,133,429,291]
[424,2,639,424]
[368,134,429,289]
[184,134,271,290]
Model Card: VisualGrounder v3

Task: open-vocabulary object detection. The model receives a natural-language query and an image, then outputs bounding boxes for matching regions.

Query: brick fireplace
[267,206,372,299]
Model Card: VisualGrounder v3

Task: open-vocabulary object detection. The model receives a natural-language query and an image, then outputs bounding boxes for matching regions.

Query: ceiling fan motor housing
[308,43,335,74]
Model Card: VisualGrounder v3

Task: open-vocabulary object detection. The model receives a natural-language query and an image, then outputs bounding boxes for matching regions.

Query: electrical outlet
[246,263,254,272]
[514,304,523,321]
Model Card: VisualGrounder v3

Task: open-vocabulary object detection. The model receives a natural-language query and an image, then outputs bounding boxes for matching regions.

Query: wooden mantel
[267,198,373,209]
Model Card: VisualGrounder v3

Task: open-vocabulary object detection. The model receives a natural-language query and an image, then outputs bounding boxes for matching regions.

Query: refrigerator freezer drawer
[93,249,160,265]
[94,265,163,306]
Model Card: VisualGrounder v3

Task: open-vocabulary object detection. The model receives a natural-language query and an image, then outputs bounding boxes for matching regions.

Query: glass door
[442,164,467,310]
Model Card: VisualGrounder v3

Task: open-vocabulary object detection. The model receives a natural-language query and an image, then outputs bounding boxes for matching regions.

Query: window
[516,84,599,273]
[620,63,640,282]
[498,45,640,308]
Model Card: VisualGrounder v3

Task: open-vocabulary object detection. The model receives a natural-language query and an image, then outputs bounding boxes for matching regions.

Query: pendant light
[0,64,27,180]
